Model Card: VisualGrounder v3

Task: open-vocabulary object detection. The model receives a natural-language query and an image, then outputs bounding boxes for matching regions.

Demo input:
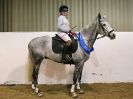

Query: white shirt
[57,15,70,33]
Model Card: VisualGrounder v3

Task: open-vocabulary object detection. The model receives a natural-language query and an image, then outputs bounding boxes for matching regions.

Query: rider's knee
[66,40,72,46]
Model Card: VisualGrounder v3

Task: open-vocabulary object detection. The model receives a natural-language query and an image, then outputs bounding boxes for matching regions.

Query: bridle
[88,18,114,42]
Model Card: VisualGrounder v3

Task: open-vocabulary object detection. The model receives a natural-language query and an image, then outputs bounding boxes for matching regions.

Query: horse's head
[80,13,116,48]
[98,13,116,40]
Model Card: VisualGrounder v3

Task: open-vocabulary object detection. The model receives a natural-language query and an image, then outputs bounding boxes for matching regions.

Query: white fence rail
[0,32,133,84]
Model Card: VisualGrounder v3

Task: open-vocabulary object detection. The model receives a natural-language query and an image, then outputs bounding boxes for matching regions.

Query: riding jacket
[57,15,71,42]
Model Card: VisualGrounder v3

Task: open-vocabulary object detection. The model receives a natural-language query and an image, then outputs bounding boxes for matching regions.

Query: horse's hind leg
[32,56,43,96]
[32,63,42,96]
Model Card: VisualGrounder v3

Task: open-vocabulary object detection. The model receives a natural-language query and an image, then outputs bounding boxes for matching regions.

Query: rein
[96,33,106,39]
[88,32,105,42]
[87,22,104,42]
[87,19,108,42]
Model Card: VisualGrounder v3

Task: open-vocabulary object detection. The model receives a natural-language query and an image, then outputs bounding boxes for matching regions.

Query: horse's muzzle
[109,32,116,40]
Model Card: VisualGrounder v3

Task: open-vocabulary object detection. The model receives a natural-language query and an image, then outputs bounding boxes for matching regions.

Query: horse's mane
[80,16,99,48]
[80,17,98,35]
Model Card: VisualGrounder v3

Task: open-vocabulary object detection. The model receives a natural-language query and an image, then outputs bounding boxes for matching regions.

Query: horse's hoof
[35,87,39,93]
[71,92,78,98]
[38,92,43,97]
[77,89,85,94]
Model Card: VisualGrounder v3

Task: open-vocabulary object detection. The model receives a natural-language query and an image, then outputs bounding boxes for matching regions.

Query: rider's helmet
[59,5,68,12]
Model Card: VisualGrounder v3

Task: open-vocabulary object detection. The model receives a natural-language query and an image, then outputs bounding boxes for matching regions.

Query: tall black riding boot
[62,45,71,63]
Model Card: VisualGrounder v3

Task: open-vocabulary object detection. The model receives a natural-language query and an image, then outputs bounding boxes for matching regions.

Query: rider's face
[61,11,68,16]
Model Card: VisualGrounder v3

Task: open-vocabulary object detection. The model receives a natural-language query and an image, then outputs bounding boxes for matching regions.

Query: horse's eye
[103,24,106,26]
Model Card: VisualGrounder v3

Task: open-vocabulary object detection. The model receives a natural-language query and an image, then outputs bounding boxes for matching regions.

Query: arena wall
[0,32,133,84]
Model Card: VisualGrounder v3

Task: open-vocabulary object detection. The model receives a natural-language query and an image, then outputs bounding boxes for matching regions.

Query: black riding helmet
[59,5,68,12]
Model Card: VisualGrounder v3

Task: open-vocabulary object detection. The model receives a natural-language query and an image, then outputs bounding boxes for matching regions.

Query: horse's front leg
[76,65,85,94]
[71,62,84,98]
[71,66,79,98]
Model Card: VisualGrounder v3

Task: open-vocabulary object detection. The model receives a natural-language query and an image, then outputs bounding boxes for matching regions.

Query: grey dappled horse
[28,13,116,98]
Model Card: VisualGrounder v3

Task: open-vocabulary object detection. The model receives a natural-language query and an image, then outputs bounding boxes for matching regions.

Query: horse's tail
[27,43,34,83]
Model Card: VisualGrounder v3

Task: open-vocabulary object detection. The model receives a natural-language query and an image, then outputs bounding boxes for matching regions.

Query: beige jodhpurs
[57,32,71,42]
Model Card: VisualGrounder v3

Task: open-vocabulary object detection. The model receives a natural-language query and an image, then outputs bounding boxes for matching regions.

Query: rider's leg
[56,32,71,43]
[57,32,72,62]
[66,40,72,46]
[62,45,71,61]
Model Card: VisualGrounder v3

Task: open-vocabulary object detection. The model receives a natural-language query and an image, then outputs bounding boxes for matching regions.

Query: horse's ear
[98,13,101,19]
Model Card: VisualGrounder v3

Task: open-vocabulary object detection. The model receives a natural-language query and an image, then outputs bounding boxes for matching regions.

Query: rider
[57,5,72,62]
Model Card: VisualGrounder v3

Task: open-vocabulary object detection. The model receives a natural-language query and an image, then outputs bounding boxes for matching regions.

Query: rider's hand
[68,30,72,33]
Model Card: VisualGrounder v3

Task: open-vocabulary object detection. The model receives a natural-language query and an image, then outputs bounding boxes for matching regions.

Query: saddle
[52,34,78,64]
